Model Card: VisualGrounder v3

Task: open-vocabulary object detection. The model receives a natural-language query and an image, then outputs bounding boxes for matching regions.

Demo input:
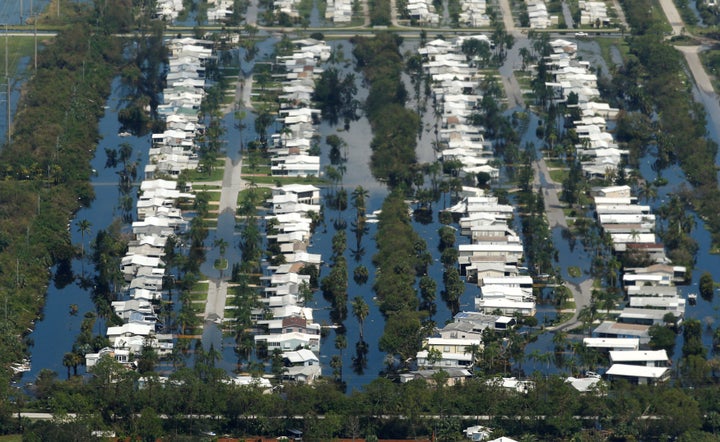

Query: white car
[575,32,588,38]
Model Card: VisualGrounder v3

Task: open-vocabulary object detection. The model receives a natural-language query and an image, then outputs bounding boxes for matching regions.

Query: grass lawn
[192,281,209,293]
[245,175,326,185]
[561,301,576,310]
[189,290,207,301]
[183,161,226,182]
[237,186,272,206]
[242,165,271,175]
[595,36,629,70]
[202,218,219,229]
[567,266,582,278]
[3,37,36,75]
[202,190,222,202]
[700,49,720,93]
[549,169,568,182]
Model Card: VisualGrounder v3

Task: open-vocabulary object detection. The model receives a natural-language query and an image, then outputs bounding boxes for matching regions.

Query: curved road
[495,2,593,332]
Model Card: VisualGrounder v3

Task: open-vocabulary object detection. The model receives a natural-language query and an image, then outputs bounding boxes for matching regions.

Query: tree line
[8,361,720,441]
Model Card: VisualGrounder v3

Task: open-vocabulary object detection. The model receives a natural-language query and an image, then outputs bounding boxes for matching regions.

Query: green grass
[201,190,222,202]
[4,37,36,75]
[182,161,226,182]
[189,291,207,301]
[545,159,566,168]
[595,36,629,70]
[549,169,568,182]
[700,49,720,93]
[214,258,228,270]
[561,300,576,310]
[192,281,209,293]
[245,175,326,185]
[237,187,272,206]
[201,218,219,228]
[567,266,581,278]
[0,436,23,442]
[242,165,271,175]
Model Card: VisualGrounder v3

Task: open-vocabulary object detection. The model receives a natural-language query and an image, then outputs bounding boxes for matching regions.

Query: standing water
[20,78,150,382]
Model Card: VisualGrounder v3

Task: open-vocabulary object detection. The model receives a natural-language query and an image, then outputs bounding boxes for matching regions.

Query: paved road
[532,160,567,229]
[497,0,517,34]
[657,0,684,36]
[204,279,230,323]
[218,157,244,214]
[561,1,574,29]
[677,45,715,93]
[611,0,629,30]
[202,65,250,325]
[495,2,593,332]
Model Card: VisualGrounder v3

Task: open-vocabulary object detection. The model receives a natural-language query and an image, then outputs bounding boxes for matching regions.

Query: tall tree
[351,296,369,341]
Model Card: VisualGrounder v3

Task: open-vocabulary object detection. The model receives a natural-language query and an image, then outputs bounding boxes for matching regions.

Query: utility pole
[5,24,10,146]
[33,17,37,71]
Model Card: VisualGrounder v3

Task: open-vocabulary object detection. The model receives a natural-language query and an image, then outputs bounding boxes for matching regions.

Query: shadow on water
[21,77,151,383]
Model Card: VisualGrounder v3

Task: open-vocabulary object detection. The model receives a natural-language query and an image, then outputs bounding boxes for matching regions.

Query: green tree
[76,219,92,258]
[351,296,369,341]
[700,271,714,302]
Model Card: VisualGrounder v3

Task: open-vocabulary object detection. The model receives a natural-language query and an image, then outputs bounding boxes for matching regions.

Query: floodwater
[0,0,50,25]
[18,19,720,390]
[20,77,151,382]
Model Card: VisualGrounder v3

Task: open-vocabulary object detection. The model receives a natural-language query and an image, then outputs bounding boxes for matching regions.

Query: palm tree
[62,352,75,379]
[76,219,91,258]
[351,185,369,217]
[351,296,369,340]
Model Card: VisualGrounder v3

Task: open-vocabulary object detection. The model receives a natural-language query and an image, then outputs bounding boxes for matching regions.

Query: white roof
[565,376,603,392]
[284,348,319,363]
[107,323,154,337]
[606,364,669,379]
[609,350,668,363]
[426,337,482,347]
[583,337,639,350]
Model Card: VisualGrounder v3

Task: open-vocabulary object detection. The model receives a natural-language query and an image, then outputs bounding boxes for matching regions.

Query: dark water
[0,0,51,25]
[20,77,151,383]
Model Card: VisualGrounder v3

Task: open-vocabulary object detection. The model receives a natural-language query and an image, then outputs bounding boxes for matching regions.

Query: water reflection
[20,78,150,383]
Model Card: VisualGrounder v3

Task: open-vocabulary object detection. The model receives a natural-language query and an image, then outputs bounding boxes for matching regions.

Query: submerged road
[497,1,593,331]
[202,73,252,325]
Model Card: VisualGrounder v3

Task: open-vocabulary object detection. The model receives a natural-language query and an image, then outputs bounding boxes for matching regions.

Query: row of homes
[420,37,532,318]
[207,0,235,22]
[325,0,353,23]
[405,0,440,25]
[413,312,516,378]
[155,0,183,20]
[254,188,324,383]
[86,38,216,369]
[268,39,330,178]
[406,38,535,379]
[250,39,332,384]
[525,0,555,29]
[459,0,490,27]
[544,41,683,384]
[579,1,611,27]
[544,39,625,181]
[420,37,499,182]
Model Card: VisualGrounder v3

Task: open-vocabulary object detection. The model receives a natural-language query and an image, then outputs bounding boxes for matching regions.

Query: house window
[444,346,451,352]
